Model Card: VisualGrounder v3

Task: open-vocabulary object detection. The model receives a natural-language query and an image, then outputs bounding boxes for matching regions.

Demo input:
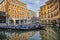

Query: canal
[0,29,42,40]
[0,26,60,40]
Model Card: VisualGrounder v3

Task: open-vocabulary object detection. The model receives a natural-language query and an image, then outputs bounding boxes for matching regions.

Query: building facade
[39,5,47,25]
[8,31,36,40]
[27,10,36,24]
[39,0,60,26]
[48,0,60,26]
[0,12,7,26]
[0,0,27,25]
[39,1,50,25]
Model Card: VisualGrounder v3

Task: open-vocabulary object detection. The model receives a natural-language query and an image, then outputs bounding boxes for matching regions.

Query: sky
[19,0,48,17]
[0,0,3,2]
[19,0,48,12]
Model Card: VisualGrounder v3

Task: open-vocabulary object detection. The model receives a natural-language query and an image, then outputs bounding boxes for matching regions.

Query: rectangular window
[9,9,10,11]
[58,0,60,3]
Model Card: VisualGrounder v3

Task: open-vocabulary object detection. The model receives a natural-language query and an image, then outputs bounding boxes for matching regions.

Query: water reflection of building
[40,26,60,40]
[9,33,29,40]
[8,31,36,40]
[28,31,36,37]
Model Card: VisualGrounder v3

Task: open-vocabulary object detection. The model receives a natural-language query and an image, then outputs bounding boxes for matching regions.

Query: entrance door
[10,20,14,24]
[0,16,6,23]
[16,20,19,24]
[21,20,23,24]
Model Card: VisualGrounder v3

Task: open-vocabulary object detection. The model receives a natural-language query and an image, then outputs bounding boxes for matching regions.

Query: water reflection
[0,29,41,40]
[40,25,60,40]
[0,26,60,40]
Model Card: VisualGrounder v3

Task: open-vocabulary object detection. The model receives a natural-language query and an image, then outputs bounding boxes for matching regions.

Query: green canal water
[0,26,60,40]
[0,29,42,40]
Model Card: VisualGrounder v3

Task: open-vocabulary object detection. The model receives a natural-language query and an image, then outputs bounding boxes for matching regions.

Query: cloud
[19,0,48,12]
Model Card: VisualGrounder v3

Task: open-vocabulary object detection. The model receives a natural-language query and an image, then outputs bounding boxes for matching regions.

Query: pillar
[19,20,21,25]
[23,20,25,24]
[14,19,16,25]
[6,17,10,26]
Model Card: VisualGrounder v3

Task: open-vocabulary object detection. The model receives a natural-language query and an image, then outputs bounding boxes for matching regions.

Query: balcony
[49,0,53,4]
[51,5,58,13]
[49,3,58,13]
[50,0,57,8]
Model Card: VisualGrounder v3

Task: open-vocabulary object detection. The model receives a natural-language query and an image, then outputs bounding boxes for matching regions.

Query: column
[26,19,28,24]
[23,20,25,24]
[58,18,60,26]
[6,17,10,26]
[19,20,21,25]
[14,19,16,25]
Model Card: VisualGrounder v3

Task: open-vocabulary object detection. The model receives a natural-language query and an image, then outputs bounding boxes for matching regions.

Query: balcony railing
[50,4,58,13]
[50,0,57,8]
